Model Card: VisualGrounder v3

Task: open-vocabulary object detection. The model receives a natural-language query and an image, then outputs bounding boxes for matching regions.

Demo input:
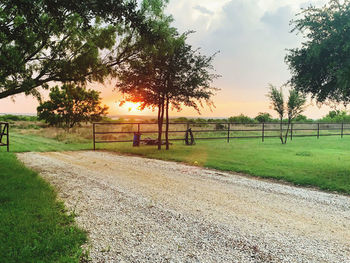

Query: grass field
[4,131,350,194]
[0,152,87,262]
[9,132,91,152]
[99,136,350,194]
[1,128,350,262]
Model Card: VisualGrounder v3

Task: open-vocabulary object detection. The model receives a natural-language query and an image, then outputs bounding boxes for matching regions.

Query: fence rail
[92,122,350,150]
[0,122,9,152]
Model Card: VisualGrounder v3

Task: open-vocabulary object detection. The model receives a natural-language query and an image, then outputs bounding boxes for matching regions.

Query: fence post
[93,123,96,151]
[341,122,344,138]
[6,123,9,152]
[227,123,230,143]
[138,123,140,134]
[290,123,293,141]
[262,123,265,142]
[317,123,320,139]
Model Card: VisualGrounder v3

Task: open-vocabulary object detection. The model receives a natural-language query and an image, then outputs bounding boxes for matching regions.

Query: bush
[318,110,350,123]
[254,112,272,123]
[228,114,256,124]
[0,115,37,122]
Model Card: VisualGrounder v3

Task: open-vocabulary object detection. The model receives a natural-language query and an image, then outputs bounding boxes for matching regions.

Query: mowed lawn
[100,136,350,194]
[1,131,350,261]
[0,134,89,262]
[0,152,87,262]
[10,132,91,152]
[6,132,350,194]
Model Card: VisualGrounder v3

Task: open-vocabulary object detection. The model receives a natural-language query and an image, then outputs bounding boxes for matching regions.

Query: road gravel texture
[17,151,350,263]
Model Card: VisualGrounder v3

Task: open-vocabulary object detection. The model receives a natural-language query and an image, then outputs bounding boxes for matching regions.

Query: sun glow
[119,101,142,113]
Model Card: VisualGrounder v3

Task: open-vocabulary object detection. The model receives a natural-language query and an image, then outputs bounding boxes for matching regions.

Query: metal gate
[0,122,9,152]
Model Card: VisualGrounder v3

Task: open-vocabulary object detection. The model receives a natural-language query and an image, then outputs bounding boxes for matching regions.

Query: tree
[326,110,346,119]
[0,0,145,99]
[286,0,350,105]
[254,112,272,123]
[37,84,108,129]
[228,114,255,124]
[294,114,309,122]
[267,85,306,144]
[285,89,307,143]
[116,2,218,150]
[267,85,285,143]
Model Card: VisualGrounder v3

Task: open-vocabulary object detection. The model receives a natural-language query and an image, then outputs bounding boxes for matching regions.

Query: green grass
[9,133,91,152]
[1,130,350,262]
[0,152,87,262]
[99,136,350,194]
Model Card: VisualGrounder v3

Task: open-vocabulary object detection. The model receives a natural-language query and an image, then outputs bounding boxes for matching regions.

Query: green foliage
[0,153,87,262]
[117,1,219,149]
[267,84,284,121]
[327,110,346,119]
[228,114,256,123]
[267,85,307,144]
[319,110,350,123]
[286,89,307,120]
[0,115,37,122]
[254,112,272,123]
[286,0,350,104]
[294,114,313,123]
[37,84,108,129]
[0,0,144,99]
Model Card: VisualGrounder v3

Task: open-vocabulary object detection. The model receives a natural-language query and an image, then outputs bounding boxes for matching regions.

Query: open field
[18,151,350,262]
[0,152,87,262]
[4,128,350,194]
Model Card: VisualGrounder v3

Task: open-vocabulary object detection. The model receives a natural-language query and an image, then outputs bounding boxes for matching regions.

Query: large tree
[116,3,218,150]
[37,84,108,129]
[286,0,350,105]
[0,0,145,99]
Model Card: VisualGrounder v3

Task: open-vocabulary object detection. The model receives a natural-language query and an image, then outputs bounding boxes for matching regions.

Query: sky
[0,0,334,119]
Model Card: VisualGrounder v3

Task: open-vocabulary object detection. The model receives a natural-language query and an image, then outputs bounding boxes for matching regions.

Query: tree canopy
[286,0,350,105]
[0,0,146,99]
[267,85,306,144]
[116,2,219,149]
[37,84,108,129]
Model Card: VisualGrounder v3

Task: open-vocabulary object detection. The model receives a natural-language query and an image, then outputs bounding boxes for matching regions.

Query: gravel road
[17,151,350,263]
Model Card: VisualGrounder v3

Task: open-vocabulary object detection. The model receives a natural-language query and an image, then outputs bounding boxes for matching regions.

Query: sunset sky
[0,0,336,119]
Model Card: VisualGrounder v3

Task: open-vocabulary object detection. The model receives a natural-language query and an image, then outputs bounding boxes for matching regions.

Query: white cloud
[165,0,332,118]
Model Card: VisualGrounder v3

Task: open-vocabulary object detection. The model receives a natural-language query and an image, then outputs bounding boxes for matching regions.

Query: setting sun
[119,102,142,113]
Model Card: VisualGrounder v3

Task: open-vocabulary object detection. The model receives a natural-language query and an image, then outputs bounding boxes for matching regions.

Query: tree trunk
[165,96,170,150]
[279,118,284,144]
[284,119,291,144]
[157,102,162,150]
[284,118,292,144]
[157,98,165,150]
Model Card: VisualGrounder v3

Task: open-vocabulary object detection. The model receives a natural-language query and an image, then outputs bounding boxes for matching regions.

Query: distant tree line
[3,110,350,125]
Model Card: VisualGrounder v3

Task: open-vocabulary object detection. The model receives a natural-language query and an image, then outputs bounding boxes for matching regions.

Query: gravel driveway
[17,151,350,263]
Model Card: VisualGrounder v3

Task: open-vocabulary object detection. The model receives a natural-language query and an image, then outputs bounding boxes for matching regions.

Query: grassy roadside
[0,152,87,262]
[1,129,349,261]
[9,132,91,152]
[100,136,350,194]
[5,131,350,194]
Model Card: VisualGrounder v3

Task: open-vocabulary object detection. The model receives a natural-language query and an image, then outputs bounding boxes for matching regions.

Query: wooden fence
[0,122,9,152]
[92,122,350,150]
